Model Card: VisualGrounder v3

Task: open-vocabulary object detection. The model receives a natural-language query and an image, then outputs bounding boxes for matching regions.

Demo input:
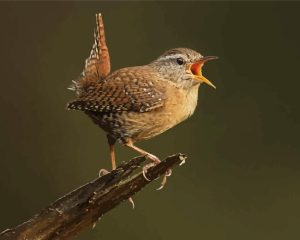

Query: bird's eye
[176,58,184,65]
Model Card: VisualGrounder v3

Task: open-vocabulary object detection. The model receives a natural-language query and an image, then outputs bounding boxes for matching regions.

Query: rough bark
[0,154,187,240]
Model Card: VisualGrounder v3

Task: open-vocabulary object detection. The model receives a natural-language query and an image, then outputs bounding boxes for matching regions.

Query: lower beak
[189,56,218,89]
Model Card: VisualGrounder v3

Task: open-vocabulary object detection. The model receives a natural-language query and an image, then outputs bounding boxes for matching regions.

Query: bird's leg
[99,135,135,208]
[124,139,171,190]
[107,135,116,170]
[99,135,116,176]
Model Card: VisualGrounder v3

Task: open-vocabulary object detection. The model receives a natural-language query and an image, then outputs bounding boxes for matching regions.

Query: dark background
[1,2,300,240]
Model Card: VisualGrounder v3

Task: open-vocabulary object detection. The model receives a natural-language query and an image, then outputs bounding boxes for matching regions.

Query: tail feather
[69,13,111,97]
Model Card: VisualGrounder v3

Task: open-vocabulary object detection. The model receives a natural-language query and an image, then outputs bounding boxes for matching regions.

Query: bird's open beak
[188,56,218,89]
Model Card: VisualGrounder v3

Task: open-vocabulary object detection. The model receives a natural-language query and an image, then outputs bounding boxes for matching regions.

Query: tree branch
[0,154,187,240]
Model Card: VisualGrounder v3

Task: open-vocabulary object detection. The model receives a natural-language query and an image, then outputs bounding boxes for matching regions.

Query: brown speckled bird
[67,14,217,189]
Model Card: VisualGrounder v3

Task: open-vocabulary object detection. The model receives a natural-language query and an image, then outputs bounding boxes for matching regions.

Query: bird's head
[150,48,218,89]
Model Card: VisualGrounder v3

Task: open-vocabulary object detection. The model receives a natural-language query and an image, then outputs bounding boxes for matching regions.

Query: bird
[67,14,217,189]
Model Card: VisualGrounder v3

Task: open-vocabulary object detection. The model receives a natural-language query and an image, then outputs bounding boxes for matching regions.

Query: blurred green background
[1,1,300,240]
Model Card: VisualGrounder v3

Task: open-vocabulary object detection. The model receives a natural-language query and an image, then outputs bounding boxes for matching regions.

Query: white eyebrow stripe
[159,54,186,61]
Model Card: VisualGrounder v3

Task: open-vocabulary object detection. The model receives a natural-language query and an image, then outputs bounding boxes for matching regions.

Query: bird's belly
[125,110,179,142]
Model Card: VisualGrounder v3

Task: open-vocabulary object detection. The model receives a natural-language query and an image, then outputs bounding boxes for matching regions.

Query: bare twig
[0,154,187,240]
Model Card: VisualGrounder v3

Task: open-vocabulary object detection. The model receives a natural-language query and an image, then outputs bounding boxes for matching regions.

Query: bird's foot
[99,168,110,177]
[142,162,156,181]
[99,168,135,209]
[156,168,172,191]
[142,154,172,190]
[142,153,160,181]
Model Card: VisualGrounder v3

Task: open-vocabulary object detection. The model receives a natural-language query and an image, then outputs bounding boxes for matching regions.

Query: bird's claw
[141,155,173,190]
[128,197,135,209]
[156,169,172,191]
[165,169,172,177]
[142,162,156,181]
[99,168,110,177]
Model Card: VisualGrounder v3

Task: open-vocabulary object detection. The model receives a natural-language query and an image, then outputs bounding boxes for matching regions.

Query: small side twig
[0,153,187,240]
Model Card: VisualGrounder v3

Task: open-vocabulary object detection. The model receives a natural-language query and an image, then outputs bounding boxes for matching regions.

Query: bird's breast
[164,84,199,125]
[121,84,200,142]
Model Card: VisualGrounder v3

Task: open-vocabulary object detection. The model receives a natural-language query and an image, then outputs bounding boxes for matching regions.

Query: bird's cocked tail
[68,13,111,97]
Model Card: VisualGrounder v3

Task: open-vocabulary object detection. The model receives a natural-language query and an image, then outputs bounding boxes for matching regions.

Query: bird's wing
[66,67,166,113]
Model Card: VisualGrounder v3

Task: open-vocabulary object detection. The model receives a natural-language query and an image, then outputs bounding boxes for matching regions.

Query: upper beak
[188,56,218,89]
